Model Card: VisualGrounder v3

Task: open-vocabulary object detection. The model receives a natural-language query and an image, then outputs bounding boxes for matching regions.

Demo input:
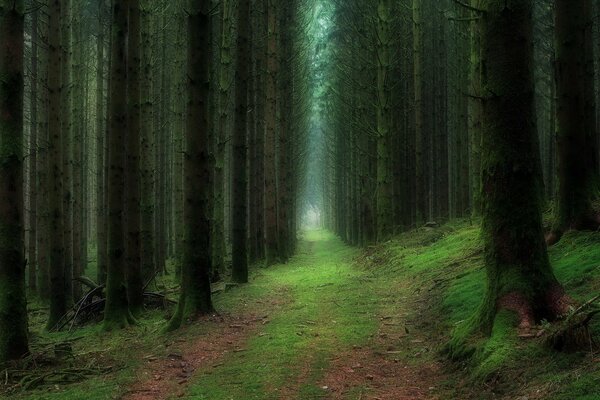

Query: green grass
[186,230,381,399]
[8,223,600,399]
[374,220,600,398]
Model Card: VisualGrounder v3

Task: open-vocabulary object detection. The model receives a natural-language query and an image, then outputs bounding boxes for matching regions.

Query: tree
[549,0,599,244]
[27,1,40,292]
[375,0,393,241]
[47,0,67,330]
[126,0,144,315]
[412,0,425,226]
[449,0,570,357]
[96,0,108,286]
[264,0,279,266]
[231,0,250,283]
[167,0,213,330]
[0,0,29,362]
[104,0,133,330]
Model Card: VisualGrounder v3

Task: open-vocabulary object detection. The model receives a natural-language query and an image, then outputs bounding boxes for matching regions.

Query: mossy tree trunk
[168,0,214,331]
[376,0,393,241]
[550,0,599,244]
[95,0,108,287]
[475,0,569,337]
[126,0,144,315]
[0,0,29,362]
[28,2,39,292]
[468,0,483,217]
[213,0,233,280]
[264,0,280,267]
[139,0,155,282]
[231,0,250,283]
[412,0,426,226]
[47,0,67,330]
[104,0,133,330]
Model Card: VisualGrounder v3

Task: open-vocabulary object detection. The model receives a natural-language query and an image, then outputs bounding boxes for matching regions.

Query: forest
[1,0,600,399]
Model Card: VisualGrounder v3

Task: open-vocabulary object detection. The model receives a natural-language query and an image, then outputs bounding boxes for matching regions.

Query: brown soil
[120,313,267,400]
[319,324,442,400]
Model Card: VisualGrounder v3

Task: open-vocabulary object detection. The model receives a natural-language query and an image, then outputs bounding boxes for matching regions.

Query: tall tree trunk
[231,0,250,283]
[61,0,73,305]
[449,1,570,358]
[550,0,600,244]
[126,0,143,315]
[140,0,154,282]
[28,3,39,292]
[104,0,132,330]
[413,0,425,225]
[168,0,213,331]
[264,0,279,266]
[468,0,482,216]
[37,0,50,300]
[376,0,393,241]
[213,0,233,280]
[96,0,108,286]
[0,0,29,362]
[46,0,67,330]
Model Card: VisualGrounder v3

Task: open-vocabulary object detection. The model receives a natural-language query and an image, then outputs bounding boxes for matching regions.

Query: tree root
[546,213,600,246]
[545,294,600,352]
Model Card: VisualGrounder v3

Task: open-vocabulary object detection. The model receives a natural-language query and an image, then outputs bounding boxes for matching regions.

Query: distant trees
[4,0,600,362]
[550,0,600,244]
[0,0,29,362]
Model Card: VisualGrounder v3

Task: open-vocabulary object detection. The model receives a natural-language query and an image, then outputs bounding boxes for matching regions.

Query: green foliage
[379,220,600,397]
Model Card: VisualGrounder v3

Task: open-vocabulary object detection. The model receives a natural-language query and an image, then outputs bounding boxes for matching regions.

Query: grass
[374,219,600,399]
[187,230,381,399]
[6,223,600,399]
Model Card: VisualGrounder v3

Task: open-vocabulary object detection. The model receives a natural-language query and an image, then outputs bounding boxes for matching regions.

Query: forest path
[123,230,443,400]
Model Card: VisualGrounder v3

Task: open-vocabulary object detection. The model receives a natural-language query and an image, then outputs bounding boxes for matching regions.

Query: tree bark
[168,0,214,330]
[126,0,144,315]
[46,0,67,330]
[0,0,29,362]
[104,0,133,330]
[231,0,250,283]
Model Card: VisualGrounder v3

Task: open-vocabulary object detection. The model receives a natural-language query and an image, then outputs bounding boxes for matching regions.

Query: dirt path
[121,314,267,400]
[121,231,444,400]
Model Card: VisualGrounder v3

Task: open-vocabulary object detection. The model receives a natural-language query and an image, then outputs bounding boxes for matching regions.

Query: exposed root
[497,292,535,329]
[543,294,599,351]
[546,213,600,246]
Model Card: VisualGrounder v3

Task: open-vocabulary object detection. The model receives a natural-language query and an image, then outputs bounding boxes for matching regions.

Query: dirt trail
[121,231,444,400]
[121,313,268,400]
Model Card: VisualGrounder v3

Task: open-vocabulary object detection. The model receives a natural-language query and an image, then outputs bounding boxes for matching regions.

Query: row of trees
[316,0,598,347]
[0,0,311,362]
[319,0,600,247]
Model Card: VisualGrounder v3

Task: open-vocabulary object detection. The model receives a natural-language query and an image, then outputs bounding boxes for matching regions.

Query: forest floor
[5,222,600,399]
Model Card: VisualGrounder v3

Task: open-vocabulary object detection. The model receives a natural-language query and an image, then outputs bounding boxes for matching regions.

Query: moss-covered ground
[4,224,600,399]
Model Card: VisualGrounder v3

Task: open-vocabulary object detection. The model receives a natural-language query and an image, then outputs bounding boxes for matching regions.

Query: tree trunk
[454,1,569,349]
[126,0,144,315]
[264,0,279,266]
[231,0,250,283]
[96,0,108,286]
[140,0,155,282]
[551,0,599,244]
[168,0,214,330]
[376,0,393,241]
[104,0,132,330]
[0,0,29,362]
[28,2,39,292]
[46,0,67,330]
